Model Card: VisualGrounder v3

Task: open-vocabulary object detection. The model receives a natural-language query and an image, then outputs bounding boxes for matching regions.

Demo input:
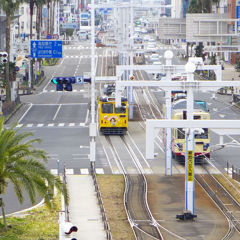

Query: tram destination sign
[30,40,63,58]
[187,151,193,182]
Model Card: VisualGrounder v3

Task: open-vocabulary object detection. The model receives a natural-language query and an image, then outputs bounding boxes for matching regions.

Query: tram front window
[115,103,126,113]
[102,103,113,113]
[195,128,208,139]
[177,128,185,139]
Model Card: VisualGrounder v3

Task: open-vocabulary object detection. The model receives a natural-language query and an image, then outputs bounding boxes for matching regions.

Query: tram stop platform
[66,175,106,240]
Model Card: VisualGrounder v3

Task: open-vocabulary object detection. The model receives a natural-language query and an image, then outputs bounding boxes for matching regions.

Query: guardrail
[90,162,112,240]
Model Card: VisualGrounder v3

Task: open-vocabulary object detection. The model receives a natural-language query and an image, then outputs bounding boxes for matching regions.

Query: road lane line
[19,103,33,123]
[85,109,89,124]
[53,104,62,121]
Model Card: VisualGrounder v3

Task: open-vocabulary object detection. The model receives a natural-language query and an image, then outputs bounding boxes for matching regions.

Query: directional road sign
[30,40,63,58]
[62,23,77,29]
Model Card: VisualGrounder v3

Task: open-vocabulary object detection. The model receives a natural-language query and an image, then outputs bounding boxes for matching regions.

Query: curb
[0,199,44,218]
[4,102,25,124]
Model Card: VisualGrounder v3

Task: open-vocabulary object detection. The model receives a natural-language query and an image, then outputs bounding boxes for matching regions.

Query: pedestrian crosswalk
[43,89,85,93]
[16,122,87,128]
[64,54,118,59]
[50,168,105,175]
[63,46,103,50]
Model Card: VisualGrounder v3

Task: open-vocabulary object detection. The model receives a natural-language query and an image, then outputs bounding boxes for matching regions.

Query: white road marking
[19,103,33,123]
[48,123,54,127]
[26,124,33,127]
[213,108,218,111]
[53,104,62,121]
[16,124,23,128]
[37,124,44,127]
[65,169,74,175]
[69,123,75,127]
[85,109,89,124]
[219,114,225,118]
[80,169,89,174]
[79,123,85,126]
[50,169,58,175]
[58,123,65,127]
[96,168,104,174]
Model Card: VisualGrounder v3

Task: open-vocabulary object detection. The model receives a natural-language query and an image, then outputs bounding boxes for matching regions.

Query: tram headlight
[203,143,209,151]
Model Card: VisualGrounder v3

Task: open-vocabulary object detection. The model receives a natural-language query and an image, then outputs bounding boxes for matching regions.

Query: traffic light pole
[89,0,96,163]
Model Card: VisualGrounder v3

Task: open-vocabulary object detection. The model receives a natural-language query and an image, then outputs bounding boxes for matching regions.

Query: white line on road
[85,109,89,124]
[53,104,62,121]
[19,103,33,123]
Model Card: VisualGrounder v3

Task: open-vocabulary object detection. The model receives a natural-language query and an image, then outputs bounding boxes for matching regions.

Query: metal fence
[90,162,112,240]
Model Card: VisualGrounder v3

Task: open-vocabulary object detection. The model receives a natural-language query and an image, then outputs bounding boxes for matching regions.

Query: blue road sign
[31,40,62,58]
[63,23,77,29]
[237,6,240,28]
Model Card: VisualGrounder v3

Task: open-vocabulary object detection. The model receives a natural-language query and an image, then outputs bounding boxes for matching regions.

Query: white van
[78,30,88,40]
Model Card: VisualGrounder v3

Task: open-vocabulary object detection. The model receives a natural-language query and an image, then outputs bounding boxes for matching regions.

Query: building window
[21,7,24,15]
[21,21,24,29]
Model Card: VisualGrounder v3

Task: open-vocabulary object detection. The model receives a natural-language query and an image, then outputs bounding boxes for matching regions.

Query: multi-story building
[18,3,37,38]
[0,10,6,51]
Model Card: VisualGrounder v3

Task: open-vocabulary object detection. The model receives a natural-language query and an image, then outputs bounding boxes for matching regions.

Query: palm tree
[0,0,21,102]
[0,117,68,230]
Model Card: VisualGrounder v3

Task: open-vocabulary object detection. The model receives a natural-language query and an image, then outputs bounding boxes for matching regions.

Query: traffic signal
[0,52,8,64]
[51,77,75,91]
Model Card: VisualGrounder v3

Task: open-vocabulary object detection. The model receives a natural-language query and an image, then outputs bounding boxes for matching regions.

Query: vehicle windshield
[115,103,126,113]
[195,128,208,139]
[102,103,113,113]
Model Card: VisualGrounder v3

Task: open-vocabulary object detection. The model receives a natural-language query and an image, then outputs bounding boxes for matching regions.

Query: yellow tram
[171,99,210,163]
[98,96,128,135]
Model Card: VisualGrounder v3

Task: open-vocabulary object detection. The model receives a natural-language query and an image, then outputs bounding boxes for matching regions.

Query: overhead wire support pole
[185,62,196,216]
[128,0,134,120]
[89,0,96,163]
[164,50,174,176]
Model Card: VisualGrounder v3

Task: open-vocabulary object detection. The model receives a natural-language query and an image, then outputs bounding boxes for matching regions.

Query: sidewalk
[66,175,106,240]
[222,63,240,81]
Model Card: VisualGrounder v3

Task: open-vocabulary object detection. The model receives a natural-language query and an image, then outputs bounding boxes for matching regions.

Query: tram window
[102,103,113,113]
[177,128,185,139]
[115,103,126,113]
[195,128,208,139]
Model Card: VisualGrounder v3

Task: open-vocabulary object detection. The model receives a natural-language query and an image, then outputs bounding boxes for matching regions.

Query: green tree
[188,0,220,13]
[0,117,68,230]
[0,0,21,102]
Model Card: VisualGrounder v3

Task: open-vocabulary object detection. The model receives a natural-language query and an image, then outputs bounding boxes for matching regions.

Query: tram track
[104,133,189,240]
[195,162,240,239]
[133,69,240,239]
[105,135,163,239]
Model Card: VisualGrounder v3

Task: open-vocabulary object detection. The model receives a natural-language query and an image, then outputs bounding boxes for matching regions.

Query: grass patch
[0,194,60,240]
[97,175,135,240]
[214,174,240,204]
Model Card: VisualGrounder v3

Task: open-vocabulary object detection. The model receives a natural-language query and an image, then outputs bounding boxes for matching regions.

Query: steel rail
[105,136,163,239]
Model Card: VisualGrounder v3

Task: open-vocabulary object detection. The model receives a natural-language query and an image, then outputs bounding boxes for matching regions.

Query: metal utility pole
[184,62,196,215]
[163,50,174,176]
[89,0,96,163]
[128,0,134,119]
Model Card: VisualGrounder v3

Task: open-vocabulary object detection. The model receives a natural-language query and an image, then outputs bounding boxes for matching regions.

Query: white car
[148,38,156,43]
[149,54,160,63]
[146,44,157,52]
[153,61,162,65]
[143,35,150,41]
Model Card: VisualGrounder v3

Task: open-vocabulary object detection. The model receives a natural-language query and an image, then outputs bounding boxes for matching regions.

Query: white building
[18,3,37,38]
[171,0,182,18]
